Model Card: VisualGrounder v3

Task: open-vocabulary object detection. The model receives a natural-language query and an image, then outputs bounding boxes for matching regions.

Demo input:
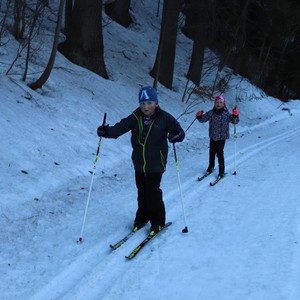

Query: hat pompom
[139,86,158,103]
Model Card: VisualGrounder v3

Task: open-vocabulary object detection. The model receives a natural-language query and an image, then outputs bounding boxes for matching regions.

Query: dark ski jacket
[199,107,239,141]
[105,107,185,173]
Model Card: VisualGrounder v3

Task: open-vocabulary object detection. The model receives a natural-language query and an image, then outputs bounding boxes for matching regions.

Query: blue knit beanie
[138,86,158,103]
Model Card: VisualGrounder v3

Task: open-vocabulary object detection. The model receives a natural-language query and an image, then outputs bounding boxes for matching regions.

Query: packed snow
[1,1,300,299]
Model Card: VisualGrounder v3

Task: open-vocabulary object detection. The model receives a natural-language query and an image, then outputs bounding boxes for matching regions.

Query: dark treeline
[182,0,299,101]
[199,0,300,101]
[66,0,300,101]
[3,0,299,101]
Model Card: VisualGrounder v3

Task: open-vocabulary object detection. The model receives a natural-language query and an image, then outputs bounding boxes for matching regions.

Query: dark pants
[134,172,165,227]
[208,139,226,175]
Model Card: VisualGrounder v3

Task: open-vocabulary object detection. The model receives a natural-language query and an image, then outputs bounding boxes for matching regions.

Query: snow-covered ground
[1,1,300,299]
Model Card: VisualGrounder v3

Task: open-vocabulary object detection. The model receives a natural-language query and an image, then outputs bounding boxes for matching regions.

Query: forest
[1,0,299,101]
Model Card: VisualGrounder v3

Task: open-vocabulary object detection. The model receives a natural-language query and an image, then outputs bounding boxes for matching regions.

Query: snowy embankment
[2,93,298,300]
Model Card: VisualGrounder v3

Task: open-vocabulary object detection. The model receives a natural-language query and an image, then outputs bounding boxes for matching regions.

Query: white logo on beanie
[140,90,150,101]
[139,86,158,103]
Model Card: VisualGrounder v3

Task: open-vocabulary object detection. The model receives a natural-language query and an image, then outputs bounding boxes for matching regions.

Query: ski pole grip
[95,113,107,157]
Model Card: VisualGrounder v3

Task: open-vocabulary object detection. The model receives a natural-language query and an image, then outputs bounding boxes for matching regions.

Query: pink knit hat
[215,95,226,104]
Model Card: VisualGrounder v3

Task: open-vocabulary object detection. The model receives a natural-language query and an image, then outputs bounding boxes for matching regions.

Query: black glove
[168,131,182,143]
[97,124,109,137]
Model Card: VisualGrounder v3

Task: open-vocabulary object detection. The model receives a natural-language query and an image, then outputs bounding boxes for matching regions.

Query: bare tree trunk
[104,0,132,28]
[23,1,47,81]
[63,0,73,37]
[0,0,13,43]
[59,0,108,79]
[29,0,65,90]
[150,0,180,89]
[13,0,26,40]
[186,0,209,86]
[232,0,251,74]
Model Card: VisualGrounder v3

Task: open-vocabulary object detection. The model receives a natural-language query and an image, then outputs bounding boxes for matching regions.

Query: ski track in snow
[165,123,300,200]
[30,120,300,300]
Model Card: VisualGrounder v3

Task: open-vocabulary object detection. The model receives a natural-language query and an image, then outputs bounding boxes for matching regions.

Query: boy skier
[97,86,185,235]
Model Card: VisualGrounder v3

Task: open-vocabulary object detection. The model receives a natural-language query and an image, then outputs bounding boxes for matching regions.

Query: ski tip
[165,221,172,227]
[125,251,137,260]
[110,243,122,250]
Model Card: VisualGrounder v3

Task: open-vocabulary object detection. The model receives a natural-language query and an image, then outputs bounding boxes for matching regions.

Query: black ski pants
[208,139,226,175]
[134,172,165,227]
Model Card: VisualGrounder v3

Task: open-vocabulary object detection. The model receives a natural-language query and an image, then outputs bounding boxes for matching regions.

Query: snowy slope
[1,1,300,299]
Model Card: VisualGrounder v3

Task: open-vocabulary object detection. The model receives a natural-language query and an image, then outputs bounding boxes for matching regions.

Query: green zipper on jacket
[133,113,155,174]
